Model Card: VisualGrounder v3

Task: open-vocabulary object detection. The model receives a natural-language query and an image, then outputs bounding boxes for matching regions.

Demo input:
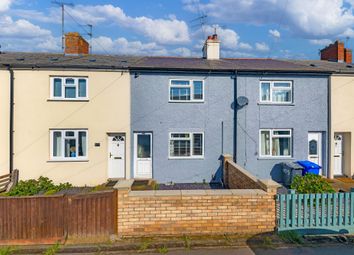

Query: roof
[0,52,141,69]
[284,60,354,74]
[0,51,345,73]
[130,56,327,72]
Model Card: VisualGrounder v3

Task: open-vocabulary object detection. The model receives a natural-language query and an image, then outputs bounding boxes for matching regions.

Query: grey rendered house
[129,36,330,183]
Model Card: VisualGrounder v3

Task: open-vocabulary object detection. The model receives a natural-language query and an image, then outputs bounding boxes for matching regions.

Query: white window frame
[50,77,89,100]
[259,129,292,158]
[50,129,88,161]
[169,79,204,102]
[259,81,293,104]
[168,132,204,159]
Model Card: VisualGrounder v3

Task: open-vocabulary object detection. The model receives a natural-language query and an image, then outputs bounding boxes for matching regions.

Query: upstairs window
[169,79,204,102]
[169,132,204,158]
[50,77,88,100]
[260,81,292,104]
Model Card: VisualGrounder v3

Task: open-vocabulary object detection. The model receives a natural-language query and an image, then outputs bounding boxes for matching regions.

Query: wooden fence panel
[66,190,117,238]
[0,195,65,243]
[277,190,354,234]
[0,190,117,244]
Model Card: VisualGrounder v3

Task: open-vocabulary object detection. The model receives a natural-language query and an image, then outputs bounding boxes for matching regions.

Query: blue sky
[1,0,354,59]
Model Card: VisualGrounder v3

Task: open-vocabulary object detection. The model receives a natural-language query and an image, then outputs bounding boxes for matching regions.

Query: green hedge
[291,174,335,194]
[6,176,72,196]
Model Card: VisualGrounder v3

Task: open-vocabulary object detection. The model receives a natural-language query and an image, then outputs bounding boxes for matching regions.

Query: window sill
[257,102,294,106]
[257,157,294,160]
[47,159,89,163]
[168,157,204,160]
[168,101,205,103]
[47,99,89,102]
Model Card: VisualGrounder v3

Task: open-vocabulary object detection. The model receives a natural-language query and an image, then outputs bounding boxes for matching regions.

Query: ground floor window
[50,129,88,160]
[260,129,292,157]
[169,132,204,158]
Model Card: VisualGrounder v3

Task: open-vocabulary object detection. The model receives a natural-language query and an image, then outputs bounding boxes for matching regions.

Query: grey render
[130,72,234,183]
[236,74,329,181]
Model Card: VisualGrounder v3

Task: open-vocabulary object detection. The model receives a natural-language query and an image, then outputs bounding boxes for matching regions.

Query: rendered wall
[0,69,131,186]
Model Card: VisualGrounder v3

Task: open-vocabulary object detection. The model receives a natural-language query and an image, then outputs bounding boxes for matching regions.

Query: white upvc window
[50,129,88,161]
[169,132,204,159]
[50,77,88,100]
[259,129,292,158]
[260,81,292,103]
[169,79,204,102]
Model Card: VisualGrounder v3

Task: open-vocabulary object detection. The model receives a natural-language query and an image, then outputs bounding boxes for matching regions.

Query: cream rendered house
[0,34,136,185]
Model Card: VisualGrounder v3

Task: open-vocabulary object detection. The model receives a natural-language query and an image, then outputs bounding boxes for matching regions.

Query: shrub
[7,176,72,196]
[291,174,335,194]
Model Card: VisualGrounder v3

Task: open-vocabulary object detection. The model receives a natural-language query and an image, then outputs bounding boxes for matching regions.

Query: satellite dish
[237,96,249,107]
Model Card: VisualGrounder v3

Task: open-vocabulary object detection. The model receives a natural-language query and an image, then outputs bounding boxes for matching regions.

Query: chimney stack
[320,40,352,64]
[202,34,220,60]
[65,32,89,55]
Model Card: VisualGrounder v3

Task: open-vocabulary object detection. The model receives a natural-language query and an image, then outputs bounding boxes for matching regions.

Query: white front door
[308,132,322,172]
[334,134,343,176]
[107,134,125,179]
[134,132,152,179]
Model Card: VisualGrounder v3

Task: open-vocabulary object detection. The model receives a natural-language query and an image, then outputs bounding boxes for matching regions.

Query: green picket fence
[277,190,354,234]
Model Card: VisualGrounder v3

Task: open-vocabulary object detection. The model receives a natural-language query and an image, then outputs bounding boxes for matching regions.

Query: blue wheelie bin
[296,160,321,175]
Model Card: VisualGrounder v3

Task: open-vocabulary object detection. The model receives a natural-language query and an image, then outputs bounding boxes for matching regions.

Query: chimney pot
[65,32,89,55]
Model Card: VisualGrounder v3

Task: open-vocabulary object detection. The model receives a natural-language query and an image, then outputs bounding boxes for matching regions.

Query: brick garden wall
[116,188,277,237]
[223,155,262,190]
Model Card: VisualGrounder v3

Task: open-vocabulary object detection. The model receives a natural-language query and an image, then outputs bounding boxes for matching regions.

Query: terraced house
[0,33,136,186]
[129,35,330,183]
[0,32,348,186]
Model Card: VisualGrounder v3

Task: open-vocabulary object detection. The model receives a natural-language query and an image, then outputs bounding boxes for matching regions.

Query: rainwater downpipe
[233,70,237,163]
[7,65,14,174]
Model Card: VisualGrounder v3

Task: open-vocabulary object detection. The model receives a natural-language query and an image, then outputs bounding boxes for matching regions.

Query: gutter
[6,65,14,174]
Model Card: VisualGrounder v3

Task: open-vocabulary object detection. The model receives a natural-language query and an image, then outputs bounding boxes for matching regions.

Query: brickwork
[320,40,352,63]
[117,189,276,237]
[65,32,89,55]
[345,48,352,64]
[222,155,262,190]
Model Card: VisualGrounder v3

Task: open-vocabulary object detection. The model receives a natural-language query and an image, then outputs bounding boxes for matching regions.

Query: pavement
[145,246,354,255]
[7,233,354,255]
[30,245,354,255]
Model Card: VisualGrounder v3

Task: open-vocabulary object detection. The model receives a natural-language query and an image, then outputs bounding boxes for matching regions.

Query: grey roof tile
[0,51,341,73]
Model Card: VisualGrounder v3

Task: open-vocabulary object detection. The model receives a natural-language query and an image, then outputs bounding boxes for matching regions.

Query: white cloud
[0,15,51,38]
[309,39,332,46]
[193,25,252,51]
[269,29,281,39]
[65,4,190,45]
[171,47,192,57]
[92,36,169,56]
[185,0,354,39]
[239,42,253,50]
[0,0,12,12]
[255,42,270,52]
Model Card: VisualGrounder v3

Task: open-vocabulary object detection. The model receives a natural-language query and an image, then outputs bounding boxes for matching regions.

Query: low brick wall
[223,155,263,190]
[116,185,278,237]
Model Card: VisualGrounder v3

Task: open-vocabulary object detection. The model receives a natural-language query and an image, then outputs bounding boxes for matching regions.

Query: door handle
[109,152,112,158]
[114,157,122,159]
